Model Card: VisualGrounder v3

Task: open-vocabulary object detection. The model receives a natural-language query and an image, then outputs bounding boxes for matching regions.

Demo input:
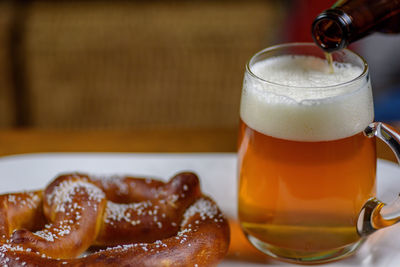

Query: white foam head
[240,54,374,141]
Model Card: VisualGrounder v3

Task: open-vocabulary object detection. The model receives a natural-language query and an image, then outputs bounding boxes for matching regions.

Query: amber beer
[238,44,376,262]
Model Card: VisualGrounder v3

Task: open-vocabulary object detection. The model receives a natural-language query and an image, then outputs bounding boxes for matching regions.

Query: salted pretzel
[0,172,230,266]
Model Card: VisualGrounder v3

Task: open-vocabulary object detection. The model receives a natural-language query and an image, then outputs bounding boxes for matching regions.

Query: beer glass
[238,43,400,263]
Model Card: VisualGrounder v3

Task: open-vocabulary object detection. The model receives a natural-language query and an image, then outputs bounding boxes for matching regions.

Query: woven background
[0,2,14,127]
[2,0,283,129]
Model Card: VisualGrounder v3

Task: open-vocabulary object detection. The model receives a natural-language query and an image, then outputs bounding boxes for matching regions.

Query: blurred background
[0,0,398,131]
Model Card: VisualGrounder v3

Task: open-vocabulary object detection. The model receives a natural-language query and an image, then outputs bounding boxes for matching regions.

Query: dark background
[0,0,398,130]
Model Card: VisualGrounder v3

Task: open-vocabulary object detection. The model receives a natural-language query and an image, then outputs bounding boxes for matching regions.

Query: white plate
[0,153,399,267]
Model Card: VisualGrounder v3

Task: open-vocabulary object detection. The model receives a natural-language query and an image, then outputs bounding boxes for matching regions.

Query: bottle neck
[312,0,400,52]
[312,9,353,52]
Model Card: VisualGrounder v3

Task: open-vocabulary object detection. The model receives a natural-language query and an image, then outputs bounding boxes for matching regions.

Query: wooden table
[0,128,238,155]
[0,127,398,263]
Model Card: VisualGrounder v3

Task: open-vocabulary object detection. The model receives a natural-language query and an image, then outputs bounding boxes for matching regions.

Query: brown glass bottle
[312,0,400,52]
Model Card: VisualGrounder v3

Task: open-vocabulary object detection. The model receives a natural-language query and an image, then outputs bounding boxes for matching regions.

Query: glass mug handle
[358,122,400,236]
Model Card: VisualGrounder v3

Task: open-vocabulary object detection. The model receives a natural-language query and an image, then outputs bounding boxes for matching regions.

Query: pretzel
[0,172,230,266]
[0,191,45,242]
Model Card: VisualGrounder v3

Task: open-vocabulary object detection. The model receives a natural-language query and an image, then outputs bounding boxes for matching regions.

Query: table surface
[0,126,398,265]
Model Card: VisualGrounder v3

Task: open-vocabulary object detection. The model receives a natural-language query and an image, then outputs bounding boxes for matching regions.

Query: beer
[312,0,400,52]
[238,121,376,253]
[325,52,333,73]
[238,48,376,261]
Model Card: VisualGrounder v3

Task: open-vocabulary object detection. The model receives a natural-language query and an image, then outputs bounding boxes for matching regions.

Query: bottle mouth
[312,10,352,52]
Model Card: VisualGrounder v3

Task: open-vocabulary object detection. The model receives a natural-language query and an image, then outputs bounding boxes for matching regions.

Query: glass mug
[237,43,400,264]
